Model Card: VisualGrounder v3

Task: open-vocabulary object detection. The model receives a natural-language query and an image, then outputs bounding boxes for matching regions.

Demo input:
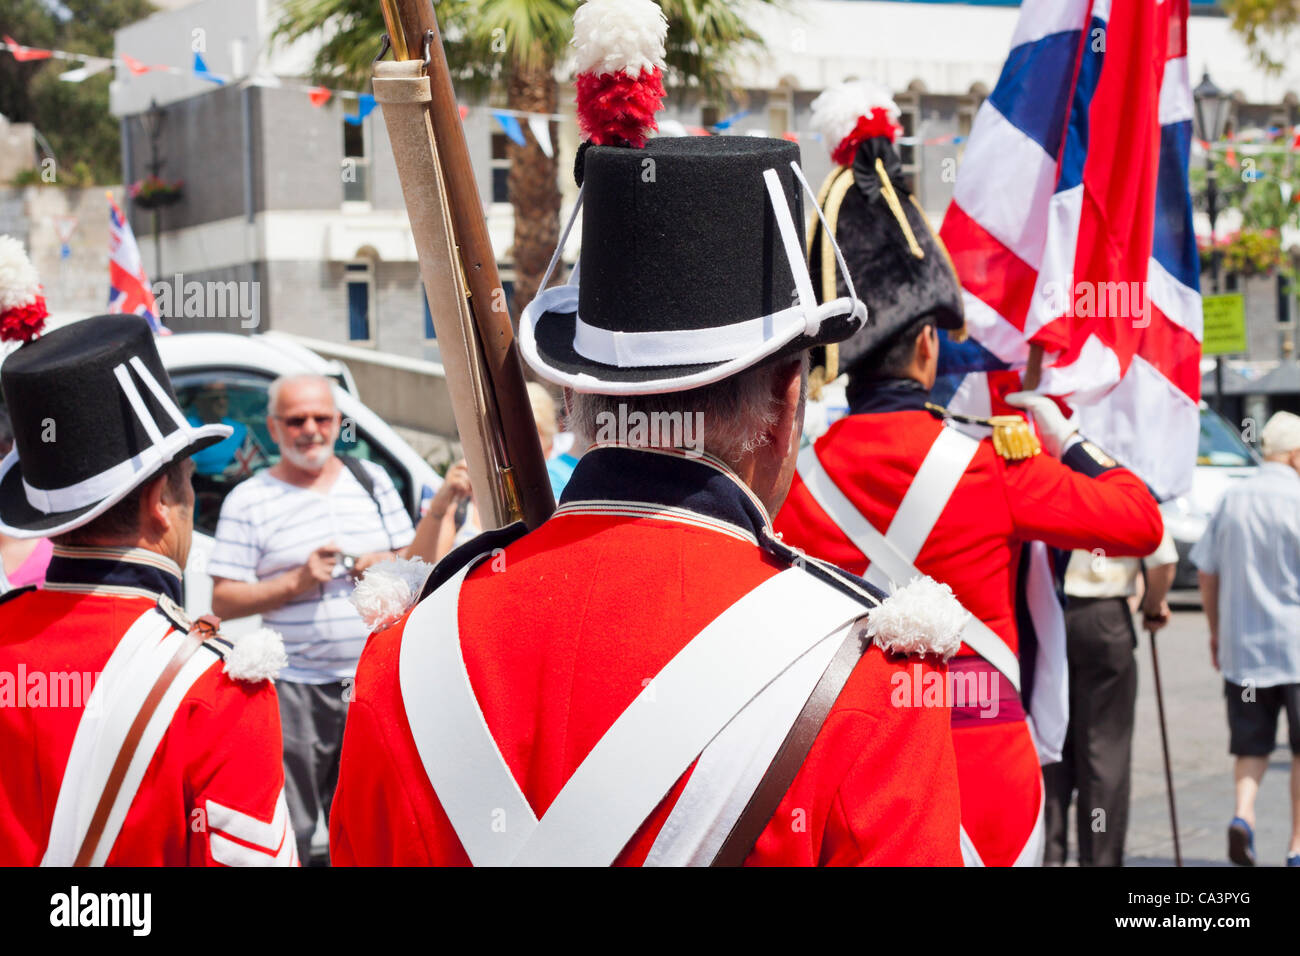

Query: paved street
[1105,603,1296,867]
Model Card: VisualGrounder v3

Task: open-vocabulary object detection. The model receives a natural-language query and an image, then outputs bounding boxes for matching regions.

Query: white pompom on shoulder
[866,575,969,661]
[350,557,434,633]
[223,628,288,682]
[571,0,668,78]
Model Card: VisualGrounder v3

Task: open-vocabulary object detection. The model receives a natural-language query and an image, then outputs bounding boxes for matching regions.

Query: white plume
[0,235,41,311]
[223,628,288,682]
[571,0,668,77]
[350,557,434,632]
[809,80,901,158]
[867,575,969,661]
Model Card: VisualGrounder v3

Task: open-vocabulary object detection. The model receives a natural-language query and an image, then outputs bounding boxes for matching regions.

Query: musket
[372,0,554,530]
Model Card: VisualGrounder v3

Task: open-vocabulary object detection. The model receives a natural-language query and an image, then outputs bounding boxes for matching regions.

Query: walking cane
[1146,623,1183,867]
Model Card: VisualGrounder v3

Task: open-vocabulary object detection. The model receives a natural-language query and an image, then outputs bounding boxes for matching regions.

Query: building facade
[110,0,1300,402]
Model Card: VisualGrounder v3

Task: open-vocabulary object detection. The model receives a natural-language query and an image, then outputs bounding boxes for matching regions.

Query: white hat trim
[14,357,230,516]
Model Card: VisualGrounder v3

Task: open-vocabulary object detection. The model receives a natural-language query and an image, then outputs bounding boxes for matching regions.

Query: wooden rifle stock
[377,0,554,530]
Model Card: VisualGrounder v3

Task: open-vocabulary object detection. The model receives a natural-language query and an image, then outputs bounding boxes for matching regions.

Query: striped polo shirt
[207,460,415,683]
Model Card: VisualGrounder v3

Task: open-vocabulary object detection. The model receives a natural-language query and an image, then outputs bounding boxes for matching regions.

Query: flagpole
[1147,623,1183,867]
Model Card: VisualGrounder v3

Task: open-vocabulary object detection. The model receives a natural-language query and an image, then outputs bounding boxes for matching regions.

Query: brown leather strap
[73,623,210,867]
[710,624,868,867]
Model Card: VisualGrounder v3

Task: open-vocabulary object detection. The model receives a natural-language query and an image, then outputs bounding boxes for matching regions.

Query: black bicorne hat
[0,315,231,537]
[521,136,868,395]
[808,136,965,384]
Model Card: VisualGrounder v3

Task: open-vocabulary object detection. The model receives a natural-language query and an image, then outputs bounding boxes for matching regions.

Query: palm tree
[274,0,780,311]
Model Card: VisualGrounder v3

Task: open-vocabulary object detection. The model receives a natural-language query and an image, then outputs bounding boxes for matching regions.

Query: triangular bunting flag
[493,112,527,147]
[309,86,332,108]
[527,116,554,158]
[120,53,151,75]
[193,52,224,85]
[59,58,113,83]
[344,93,376,125]
[4,36,52,62]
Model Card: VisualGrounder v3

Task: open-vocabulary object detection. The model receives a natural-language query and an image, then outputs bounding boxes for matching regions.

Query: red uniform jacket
[0,547,292,866]
[775,392,1163,865]
[332,447,962,866]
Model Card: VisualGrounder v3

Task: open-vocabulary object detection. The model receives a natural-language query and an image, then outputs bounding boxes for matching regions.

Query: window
[957,90,984,162]
[770,78,797,139]
[346,260,373,341]
[343,121,370,204]
[173,370,416,536]
[891,92,921,198]
[491,131,510,204]
[1198,406,1257,467]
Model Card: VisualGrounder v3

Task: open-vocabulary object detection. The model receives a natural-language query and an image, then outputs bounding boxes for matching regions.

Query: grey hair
[566,354,808,470]
[267,374,336,416]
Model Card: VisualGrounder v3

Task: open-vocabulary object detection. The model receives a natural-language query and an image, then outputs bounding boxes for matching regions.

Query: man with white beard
[208,374,445,863]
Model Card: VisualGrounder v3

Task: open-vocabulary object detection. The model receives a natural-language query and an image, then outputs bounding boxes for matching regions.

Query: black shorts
[1224,681,1300,756]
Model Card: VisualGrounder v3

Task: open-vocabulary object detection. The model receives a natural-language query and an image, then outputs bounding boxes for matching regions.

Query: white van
[155,332,442,633]
[1161,403,1259,591]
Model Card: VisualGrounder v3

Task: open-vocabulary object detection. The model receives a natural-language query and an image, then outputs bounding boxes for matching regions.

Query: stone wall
[0,186,119,318]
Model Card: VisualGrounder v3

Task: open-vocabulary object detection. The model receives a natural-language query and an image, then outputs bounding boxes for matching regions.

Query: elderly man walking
[208,373,446,862]
[1193,411,1300,867]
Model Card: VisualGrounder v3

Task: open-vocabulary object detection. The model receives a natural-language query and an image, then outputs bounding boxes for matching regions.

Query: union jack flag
[107,194,169,335]
[233,431,269,478]
[932,0,1201,764]
[937,0,1201,502]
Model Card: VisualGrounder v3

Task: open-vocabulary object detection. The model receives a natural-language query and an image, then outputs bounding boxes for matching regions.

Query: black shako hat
[808,136,965,381]
[521,136,867,395]
[0,315,231,537]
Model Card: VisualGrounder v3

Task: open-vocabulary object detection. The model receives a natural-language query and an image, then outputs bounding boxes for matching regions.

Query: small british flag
[107,194,169,335]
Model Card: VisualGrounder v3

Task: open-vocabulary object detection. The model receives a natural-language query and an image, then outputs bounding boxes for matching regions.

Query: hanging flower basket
[129,175,184,210]
[1198,228,1284,277]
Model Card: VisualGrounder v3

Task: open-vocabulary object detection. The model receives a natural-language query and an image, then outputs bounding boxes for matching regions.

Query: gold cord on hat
[806,167,855,400]
[874,158,924,260]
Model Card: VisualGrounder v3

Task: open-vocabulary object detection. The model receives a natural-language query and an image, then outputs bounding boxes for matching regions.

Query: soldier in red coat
[0,315,293,866]
[775,81,1165,866]
[331,18,970,863]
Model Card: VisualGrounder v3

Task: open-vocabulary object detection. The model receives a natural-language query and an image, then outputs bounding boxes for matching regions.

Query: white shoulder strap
[399,558,867,867]
[42,608,220,866]
[642,619,852,866]
[797,436,1021,690]
[883,426,981,568]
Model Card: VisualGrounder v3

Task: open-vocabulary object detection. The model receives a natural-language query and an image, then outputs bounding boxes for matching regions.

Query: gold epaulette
[924,403,1042,461]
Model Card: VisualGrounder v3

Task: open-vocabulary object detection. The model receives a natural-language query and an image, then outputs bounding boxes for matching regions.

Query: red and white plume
[810,80,903,167]
[572,0,668,148]
[0,235,47,344]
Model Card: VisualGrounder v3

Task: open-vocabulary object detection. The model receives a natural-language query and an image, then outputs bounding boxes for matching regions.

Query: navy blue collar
[559,446,773,543]
[422,445,887,609]
[847,377,934,417]
[44,544,184,604]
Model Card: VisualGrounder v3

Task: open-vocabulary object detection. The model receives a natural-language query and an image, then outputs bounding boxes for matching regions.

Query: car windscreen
[172,370,413,536]
[1198,408,1257,468]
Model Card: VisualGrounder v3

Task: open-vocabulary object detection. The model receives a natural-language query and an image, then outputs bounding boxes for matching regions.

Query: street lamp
[1193,70,1230,412]
[137,98,167,281]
